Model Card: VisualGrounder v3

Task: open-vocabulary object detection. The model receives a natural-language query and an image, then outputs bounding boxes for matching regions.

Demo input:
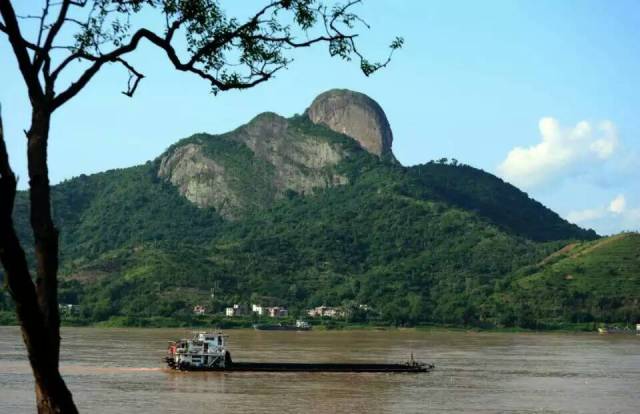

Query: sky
[1,1,639,235]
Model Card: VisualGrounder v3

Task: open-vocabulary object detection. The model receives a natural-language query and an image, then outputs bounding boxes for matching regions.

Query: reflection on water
[1,327,639,413]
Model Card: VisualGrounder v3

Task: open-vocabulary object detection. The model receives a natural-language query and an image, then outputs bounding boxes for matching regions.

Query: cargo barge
[253,320,312,331]
[164,332,433,373]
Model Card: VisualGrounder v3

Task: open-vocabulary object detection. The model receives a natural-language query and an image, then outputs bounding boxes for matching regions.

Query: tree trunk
[0,106,78,413]
[27,106,62,362]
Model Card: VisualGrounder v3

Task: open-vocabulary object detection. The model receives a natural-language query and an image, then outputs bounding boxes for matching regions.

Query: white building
[307,306,344,318]
[266,306,288,318]
[225,304,249,317]
[252,304,265,316]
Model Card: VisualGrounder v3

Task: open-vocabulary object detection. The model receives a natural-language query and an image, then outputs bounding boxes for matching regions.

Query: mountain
[156,89,396,219]
[4,89,630,330]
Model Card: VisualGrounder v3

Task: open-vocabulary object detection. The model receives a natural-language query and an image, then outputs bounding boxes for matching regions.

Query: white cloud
[497,118,618,189]
[608,194,626,214]
[567,207,606,224]
[566,194,640,234]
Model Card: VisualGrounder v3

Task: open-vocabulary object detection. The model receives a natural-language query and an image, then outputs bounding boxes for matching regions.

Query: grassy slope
[498,233,640,326]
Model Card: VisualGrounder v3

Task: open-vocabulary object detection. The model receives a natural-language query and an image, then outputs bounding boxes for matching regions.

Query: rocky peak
[306,89,393,157]
[156,89,395,219]
[243,112,289,137]
[157,111,349,219]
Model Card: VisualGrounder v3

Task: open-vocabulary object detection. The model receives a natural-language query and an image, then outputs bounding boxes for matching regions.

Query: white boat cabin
[168,332,229,369]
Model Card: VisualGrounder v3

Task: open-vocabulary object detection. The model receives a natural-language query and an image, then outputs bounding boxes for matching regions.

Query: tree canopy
[1,0,402,107]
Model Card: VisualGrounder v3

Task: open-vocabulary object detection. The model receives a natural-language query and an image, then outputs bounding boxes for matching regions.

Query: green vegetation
[408,161,597,242]
[1,115,635,330]
[495,233,640,328]
[13,162,223,262]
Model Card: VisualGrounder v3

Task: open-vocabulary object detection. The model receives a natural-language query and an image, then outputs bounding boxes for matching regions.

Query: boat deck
[169,359,433,373]
[228,362,433,372]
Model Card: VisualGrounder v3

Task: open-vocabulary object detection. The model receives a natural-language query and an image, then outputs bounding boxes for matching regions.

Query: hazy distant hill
[4,89,628,329]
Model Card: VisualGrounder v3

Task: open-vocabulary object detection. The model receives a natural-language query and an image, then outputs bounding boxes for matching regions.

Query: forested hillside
[2,90,629,330]
[408,162,597,241]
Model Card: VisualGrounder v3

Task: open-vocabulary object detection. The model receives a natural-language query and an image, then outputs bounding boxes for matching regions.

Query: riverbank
[0,310,630,333]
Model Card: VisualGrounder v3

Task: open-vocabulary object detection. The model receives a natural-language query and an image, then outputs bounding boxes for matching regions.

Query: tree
[0,1,401,412]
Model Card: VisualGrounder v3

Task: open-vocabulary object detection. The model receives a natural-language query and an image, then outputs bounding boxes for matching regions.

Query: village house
[265,306,288,318]
[193,305,206,315]
[225,304,249,317]
[251,304,288,317]
[251,304,265,316]
[307,305,345,318]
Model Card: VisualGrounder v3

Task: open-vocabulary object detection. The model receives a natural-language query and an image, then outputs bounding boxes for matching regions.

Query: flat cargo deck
[169,360,433,373]
[228,362,433,372]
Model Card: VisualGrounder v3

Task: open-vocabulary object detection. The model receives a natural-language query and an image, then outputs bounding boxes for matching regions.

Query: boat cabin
[166,332,229,370]
[195,332,226,349]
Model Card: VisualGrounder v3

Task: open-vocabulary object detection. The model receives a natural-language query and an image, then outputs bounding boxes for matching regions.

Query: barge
[253,320,312,331]
[164,332,433,373]
[597,325,636,334]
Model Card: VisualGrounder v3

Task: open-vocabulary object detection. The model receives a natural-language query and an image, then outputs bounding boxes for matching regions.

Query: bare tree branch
[116,58,144,97]
[0,2,44,102]
[36,1,52,48]
[35,0,71,72]
[51,25,270,109]
[51,0,386,109]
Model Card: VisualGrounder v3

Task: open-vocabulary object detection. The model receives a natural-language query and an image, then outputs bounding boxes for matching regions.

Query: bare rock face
[158,143,241,218]
[157,113,348,219]
[157,89,394,219]
[306,89,393,156]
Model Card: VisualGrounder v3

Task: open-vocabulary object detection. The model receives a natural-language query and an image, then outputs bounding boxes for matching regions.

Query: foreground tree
[0,1,401,412]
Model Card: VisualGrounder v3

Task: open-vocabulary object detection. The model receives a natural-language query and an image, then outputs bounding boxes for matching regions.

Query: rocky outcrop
[231,112,348,192]
[158,143,241,218]
[158,89,393,218]
[306,89,393,156]
[157,113,349,219]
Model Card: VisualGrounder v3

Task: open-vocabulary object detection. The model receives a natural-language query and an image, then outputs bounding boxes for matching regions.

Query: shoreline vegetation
[0,311,629,333]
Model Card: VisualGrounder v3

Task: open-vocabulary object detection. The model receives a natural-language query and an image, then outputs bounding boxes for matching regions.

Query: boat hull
[165,358,433,373]
[225,362,433,372]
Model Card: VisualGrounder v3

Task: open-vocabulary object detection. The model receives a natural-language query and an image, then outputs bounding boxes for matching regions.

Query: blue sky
[1,1,639,235]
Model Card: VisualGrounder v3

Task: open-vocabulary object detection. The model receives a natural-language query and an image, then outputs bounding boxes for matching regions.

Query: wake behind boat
[164,331,433,373]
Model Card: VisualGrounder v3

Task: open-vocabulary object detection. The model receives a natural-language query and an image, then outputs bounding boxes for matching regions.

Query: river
[1,327,639,413]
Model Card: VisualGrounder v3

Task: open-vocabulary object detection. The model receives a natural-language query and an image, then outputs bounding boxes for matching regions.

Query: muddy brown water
[1,326,639,413]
